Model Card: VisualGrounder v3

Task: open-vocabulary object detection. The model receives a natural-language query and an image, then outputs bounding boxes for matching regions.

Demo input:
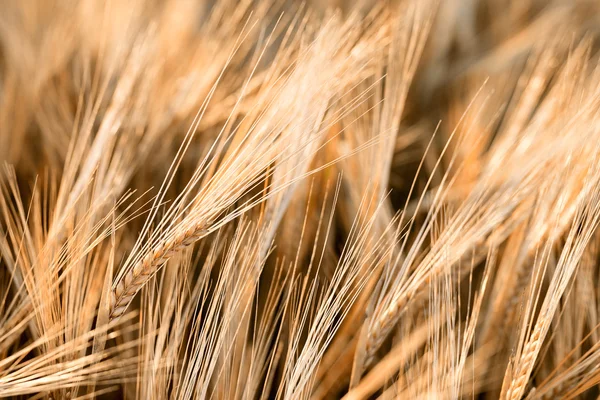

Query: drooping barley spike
[109,223,208,320]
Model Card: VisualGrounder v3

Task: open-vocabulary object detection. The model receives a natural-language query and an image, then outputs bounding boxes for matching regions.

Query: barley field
[1,0,600,399]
